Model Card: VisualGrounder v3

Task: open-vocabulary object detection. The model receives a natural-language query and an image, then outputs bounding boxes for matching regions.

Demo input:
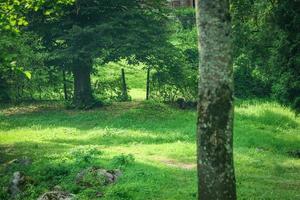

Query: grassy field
[0,100,300,199]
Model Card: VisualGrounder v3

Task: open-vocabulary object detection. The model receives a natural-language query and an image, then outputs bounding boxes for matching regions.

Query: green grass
[93,60,147,101]
[94,61,147,99]
[0,100,299,199]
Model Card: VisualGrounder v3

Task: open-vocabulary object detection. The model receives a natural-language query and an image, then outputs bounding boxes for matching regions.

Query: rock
[113,169,122,181]
[176,98,197,109]
[255,147,265,152]
[37,191,75,200]
[8,171,26,198]
[96,192,103,198]
[75,167,122,188]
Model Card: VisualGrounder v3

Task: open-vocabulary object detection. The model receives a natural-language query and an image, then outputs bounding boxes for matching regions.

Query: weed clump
[111,154,135,169]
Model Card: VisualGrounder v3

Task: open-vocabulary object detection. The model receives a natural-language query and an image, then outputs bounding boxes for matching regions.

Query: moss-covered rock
[75,167,121,188]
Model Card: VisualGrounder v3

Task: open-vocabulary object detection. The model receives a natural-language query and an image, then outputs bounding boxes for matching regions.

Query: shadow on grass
[1,140,300,200]
[1,102,299,151]
[0,102,194,129]
[235,110,300,153]
[0,141,197,200]
[48,133,186,146]
[236,109,299,129]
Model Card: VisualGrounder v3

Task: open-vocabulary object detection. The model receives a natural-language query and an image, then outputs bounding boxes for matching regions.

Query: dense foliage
[24,0,172,108]
[0,0,299,113]
[0,0,74,102]
[150,8,198,102]
[231,0,300,110]
[151,1,300,113]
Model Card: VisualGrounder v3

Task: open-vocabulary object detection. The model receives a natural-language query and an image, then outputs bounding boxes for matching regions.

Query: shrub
[111,154,135,169]
[234,54,272,98]
[70,146,103,165]
[94,77,131,102]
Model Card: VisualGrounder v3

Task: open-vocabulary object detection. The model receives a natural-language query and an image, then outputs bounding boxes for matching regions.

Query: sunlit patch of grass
[93,60,147,101]
[129,88,146,101]
[0,100,299,199]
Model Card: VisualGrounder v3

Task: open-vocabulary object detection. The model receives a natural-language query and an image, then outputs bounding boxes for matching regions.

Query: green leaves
[0,0,75,32]
[24,71,32,79]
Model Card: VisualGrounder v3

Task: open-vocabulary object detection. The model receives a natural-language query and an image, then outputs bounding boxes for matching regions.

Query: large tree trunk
[196,0,236,199]
[72,66,94,108]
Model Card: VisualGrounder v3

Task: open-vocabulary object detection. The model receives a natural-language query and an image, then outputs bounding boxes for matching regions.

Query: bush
[94,77,131,102]
[151,61,198,102]
[70,146,103,165]
[173,8,196,30]
[111,154,135,169]
[234,67,271,98]
[150,7,198,102]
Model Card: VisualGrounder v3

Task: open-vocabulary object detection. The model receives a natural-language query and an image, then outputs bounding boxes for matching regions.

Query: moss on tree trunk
[196,0,236,199]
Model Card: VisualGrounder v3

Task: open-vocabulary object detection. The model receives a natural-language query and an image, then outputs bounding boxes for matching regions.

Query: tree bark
[72,66,93,108]
[146,67,150,100]
[196,0,236,199]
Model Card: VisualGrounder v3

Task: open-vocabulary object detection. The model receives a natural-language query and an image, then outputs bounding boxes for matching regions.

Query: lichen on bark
[196,0,237,199]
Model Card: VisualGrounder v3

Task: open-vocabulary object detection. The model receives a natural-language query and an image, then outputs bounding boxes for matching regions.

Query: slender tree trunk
[121,68,129,101]
[196,0,236,199]
[146,67,150,100]
[72,66,93,108]
[62,69,68,101]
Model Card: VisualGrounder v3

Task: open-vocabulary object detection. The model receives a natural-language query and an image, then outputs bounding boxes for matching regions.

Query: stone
[96,192,103,198]
[255,147,266,152]
[75,167,122,188]
[176,98,197,109]
[8,171,26,198]
[37,191,76,200]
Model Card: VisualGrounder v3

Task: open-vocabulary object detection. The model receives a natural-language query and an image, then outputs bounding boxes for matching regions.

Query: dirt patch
[1,103,62,116]
[155,157,196,170]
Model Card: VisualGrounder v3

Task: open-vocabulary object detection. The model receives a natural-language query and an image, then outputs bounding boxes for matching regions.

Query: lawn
[0,100,299,199]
